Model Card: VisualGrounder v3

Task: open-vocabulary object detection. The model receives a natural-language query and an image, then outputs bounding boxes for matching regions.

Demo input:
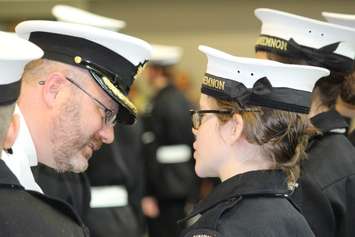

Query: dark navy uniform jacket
[292,110,355,237]
[0,159,89,237]
[180,170,314,237]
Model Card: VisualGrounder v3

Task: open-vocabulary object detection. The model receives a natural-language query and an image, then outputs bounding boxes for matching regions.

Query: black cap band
[201,73,311,114]
[29,31,137,94]
[0,80,21,106]
[255,34,354,74]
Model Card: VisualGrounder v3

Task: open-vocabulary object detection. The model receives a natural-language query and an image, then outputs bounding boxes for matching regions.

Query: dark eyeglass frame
[189,108,260,130]
[64,77,117,127]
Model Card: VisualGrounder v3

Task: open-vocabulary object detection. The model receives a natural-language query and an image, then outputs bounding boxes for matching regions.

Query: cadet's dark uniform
[180,170,314,237]
[86,121,145,237]
[143,84,199,237]
[349,130,355,146]
[0,159,89,237]
[292,110,355,237]
[32,164,91,219]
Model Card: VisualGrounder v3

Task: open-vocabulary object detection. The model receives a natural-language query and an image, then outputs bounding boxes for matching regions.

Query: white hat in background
[16,20,152,124]
[52,4,126,32]
[254,8,355,73]
[199,45,330,113]
[0,31,43,105]
[322,12,355,28]
[149,44,183,66]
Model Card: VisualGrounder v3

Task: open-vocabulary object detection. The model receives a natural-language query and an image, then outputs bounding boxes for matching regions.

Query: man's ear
[220,113,244,145]
[3,114,20,150]
[42,72,68,108]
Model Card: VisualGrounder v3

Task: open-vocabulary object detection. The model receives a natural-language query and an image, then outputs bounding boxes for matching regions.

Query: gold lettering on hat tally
[203,75,225,91]
[256,36,288,51]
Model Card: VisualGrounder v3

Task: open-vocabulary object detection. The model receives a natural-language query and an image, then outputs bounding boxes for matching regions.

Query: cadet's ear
[41,72,68,108]
[3,114,20,150]
[220,113,244,145]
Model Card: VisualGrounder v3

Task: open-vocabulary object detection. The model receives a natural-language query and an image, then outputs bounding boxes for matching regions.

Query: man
[0,31,91,236]
[0,20,150,236]
[29,6,130,220]
[142,44,200,237]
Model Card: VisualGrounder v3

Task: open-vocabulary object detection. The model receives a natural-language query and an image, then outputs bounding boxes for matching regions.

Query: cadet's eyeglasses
[189,109,234,130]
[189,108,261,130]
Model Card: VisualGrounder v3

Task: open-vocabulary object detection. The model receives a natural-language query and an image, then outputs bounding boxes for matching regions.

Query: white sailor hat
[322,12,355,28]
[52,5,126,31]
[255,8,355,73]
[16,20,152,124]
[0,31,43,105]
[149,44,183,66]
[199,45,330,113]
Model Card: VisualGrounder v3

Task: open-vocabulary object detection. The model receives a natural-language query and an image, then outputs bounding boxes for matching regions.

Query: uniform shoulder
[217,197,314,237]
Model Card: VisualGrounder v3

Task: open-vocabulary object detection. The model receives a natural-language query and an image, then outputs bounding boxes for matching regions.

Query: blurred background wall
[1,0,355,104]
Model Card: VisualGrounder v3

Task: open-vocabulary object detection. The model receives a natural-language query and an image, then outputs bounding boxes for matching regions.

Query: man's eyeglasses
[38,78,117,127]
[65,77,117,127]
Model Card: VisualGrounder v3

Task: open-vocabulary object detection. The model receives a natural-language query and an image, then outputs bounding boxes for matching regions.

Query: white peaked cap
[198,45,330,113]
[255,8,355,59]
[52,5,126,32]
[0,31,43,104]
[15,20,151,66]
[199,45,329,91]
[0,31,43,84]
[322,12,355,28]
[150,44,183,66]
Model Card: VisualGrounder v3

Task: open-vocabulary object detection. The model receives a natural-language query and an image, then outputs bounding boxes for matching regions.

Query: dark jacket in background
[85,120,145,237]
[292,110,355,237]
[32,164,91,219]
[143,84,200,237]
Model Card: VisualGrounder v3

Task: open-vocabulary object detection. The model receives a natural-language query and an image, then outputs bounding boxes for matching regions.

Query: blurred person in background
[141,44,200,237]
[322,11,355,146]
[255,8,355,237]
[86,84,146,237]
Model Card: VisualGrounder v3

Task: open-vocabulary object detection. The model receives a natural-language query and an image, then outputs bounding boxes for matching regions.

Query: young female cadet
[254,8,355,237]
[179,45,329,237]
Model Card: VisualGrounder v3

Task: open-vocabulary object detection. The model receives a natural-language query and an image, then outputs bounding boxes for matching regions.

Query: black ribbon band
[29,32,137,94]
[255,34,354,74]
[0,80,21,106]
[201,73,311,114]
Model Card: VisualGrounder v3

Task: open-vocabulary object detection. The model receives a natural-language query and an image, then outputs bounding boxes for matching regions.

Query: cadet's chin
[194,160,206,178]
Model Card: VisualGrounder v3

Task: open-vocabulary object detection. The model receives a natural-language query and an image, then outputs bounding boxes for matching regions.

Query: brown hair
[214,98,311,187]
[341,73,355,105]
[259,51,349,109]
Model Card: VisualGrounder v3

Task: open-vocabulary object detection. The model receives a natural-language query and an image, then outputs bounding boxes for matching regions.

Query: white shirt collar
[1,150,43,193]
[13,105,38,166]
[1,105,43,193]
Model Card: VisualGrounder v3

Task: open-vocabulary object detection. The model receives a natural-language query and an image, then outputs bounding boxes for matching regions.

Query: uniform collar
[0,159,23,188]
[13,105,38,166]
[187,170,289,218]
[310,109,348,133]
